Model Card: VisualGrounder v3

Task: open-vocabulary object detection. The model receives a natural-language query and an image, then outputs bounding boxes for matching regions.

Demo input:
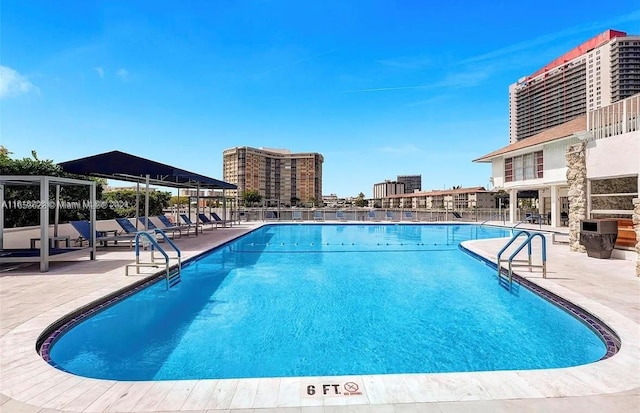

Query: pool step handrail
[125,229,182,289]
[496,230,531,280]
[480,213,505,226]
[497,230,532,290]
[507,233,547,284]
[497,231,547,290]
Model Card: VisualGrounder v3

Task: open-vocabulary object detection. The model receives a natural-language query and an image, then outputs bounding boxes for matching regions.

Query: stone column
[566,142,587,252]
[634,198,640,277]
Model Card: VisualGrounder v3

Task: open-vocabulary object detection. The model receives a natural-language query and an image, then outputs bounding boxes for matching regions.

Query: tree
[354,192,367,207]
[98,190,172,219]
[493,189,510,208]
[169,195,189,207]
[242,189,262,206]
[0,147,106,227]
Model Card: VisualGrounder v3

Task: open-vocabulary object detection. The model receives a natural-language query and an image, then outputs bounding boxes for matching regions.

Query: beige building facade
[509,30,640,143]
[476,94,639,231]
[382,187,496,210]
[223,147,323,206]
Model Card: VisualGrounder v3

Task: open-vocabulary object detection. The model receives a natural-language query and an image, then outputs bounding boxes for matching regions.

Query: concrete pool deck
[0,221,638,412]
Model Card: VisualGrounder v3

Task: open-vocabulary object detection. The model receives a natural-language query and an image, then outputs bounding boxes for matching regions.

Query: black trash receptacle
[579,219,619,259]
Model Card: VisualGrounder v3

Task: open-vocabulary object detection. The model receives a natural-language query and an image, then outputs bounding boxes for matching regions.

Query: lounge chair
[403,211,417,221]
[157,215,198,236]
[137,216,181,238]
[367,211,379,221]
[197,213,218,230]
[264,211,278,220]
[292,210,303,221]
[70,220,136,248]
[115,217,170,240]
[313,211,324,221]
[336,211,346,221]
[180,214,204,232]
[211,212,231,227]
[452,211,463,220]
[385,211,395,221]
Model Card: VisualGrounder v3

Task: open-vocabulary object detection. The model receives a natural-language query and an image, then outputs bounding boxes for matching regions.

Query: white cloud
[343,68,490,94]
[0,65,38,98]
[376,144,425,155]
[116,68,129,80]
[377,56,432,70]
[460,10,640,65]
[95,67,105,79]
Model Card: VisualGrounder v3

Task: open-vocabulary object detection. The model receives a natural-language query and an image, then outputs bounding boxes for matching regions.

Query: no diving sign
[303,380,365,398]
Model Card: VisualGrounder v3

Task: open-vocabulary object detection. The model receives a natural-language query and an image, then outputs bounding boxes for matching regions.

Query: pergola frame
[0,175,97,272]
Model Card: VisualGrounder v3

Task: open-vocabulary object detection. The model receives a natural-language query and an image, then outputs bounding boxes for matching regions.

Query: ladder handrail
[507,233,547,282]
[496,230,530,278]
[130,230,182,289]
[153,228,181,272]
[134,232,170,286]
[480,213,505,225]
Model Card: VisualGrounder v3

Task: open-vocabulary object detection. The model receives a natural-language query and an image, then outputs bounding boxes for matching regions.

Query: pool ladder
[125,229,182,289]
[496,230,547,290]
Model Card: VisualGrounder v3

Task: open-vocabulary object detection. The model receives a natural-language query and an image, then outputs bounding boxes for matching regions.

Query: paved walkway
[0,221,638,412]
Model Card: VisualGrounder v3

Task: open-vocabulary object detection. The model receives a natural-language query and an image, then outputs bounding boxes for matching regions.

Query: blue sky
[2,1,639,198]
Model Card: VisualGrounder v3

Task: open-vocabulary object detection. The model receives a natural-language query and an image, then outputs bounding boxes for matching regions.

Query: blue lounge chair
[211,212,231,227]
[264,211,278,220]
[197,213,218,230]
[180,214,204,232]
[157,215,197,235]
[292,210,303,221]
[70,220,135,248]
[367,211,379,221]
[336,211,346,221]
[385,211,395,221]
[403,211,417,221]
[137,216,181,238]
[115,217,170,240]
[115,217,141,234]
[313,211,324,221]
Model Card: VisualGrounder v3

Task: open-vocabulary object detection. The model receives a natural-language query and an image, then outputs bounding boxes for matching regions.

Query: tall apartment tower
[223,147,323,206]
[509,29,640,143]
[373,180,405,199]
[397,174,422,193]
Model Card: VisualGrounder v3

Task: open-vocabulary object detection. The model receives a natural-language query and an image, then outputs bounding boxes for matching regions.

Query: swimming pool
[44,224,610,380]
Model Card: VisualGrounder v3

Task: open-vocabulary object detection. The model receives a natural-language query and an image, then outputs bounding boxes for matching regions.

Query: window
[535,151,543,178]
[505,158,513,182]
[504,151,544,182]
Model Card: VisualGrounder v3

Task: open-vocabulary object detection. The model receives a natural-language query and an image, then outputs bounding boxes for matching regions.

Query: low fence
[230,208,512,223]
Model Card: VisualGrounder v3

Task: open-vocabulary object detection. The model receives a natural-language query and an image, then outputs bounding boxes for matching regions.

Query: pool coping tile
[0,222,638,412]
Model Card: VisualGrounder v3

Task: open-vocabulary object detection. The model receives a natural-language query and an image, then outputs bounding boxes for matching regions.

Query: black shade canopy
[58,150,236,190]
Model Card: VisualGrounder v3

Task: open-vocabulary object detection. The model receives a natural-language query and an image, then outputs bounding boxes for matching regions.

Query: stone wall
[565,143,587,252]
[634,198,640,277]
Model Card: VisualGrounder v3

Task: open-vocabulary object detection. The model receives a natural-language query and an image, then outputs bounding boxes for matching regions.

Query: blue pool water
[48,224,606,380]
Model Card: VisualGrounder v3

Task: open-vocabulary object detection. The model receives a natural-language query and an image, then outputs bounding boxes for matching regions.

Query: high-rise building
[509,29,640,143]
[397,174,422,193]
[372,180,405,199]
[223,147,323,206]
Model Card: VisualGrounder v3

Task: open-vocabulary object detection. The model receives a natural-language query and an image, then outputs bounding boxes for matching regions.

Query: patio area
[0,220,638,412]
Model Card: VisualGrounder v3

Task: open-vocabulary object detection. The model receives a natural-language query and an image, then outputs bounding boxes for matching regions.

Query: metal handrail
[151,228,182,273]
[480,213,505,225]
[507,233,547,286]
[496,230,531,279]
[125,229,181,289]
